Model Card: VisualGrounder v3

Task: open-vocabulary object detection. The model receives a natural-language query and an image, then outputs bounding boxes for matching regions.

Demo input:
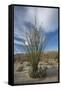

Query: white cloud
[14,6,58,54]
[26,7,58,33]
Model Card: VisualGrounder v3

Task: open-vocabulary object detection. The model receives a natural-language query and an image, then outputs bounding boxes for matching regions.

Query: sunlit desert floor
[14,61,58,84]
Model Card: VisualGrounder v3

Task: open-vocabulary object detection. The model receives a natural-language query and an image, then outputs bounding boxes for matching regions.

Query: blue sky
[14,6,58,54]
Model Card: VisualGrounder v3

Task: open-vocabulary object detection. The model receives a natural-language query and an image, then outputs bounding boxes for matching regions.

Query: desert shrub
[24,11,47,78]
[38,66,47,77]
[27,52,41,78]
[25,28,47,78]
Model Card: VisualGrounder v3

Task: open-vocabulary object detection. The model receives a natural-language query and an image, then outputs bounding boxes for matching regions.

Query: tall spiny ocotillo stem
[34,7,37,29]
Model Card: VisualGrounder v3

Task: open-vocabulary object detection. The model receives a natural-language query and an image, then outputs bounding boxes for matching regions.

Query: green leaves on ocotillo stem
[24,20,47,78]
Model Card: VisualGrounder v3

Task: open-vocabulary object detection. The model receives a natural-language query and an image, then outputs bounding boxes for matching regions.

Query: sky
[14,6,58,54]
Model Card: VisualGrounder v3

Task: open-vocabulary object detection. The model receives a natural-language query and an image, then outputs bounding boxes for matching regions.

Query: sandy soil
[14,62,58,84]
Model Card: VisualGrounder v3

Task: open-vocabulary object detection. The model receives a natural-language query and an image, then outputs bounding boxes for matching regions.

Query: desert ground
[14,65,58,84]
[14,53,59,84]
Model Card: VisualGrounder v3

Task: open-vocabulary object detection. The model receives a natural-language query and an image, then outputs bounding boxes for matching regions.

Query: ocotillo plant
[24,9,47,78]
[25,23,47,78]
